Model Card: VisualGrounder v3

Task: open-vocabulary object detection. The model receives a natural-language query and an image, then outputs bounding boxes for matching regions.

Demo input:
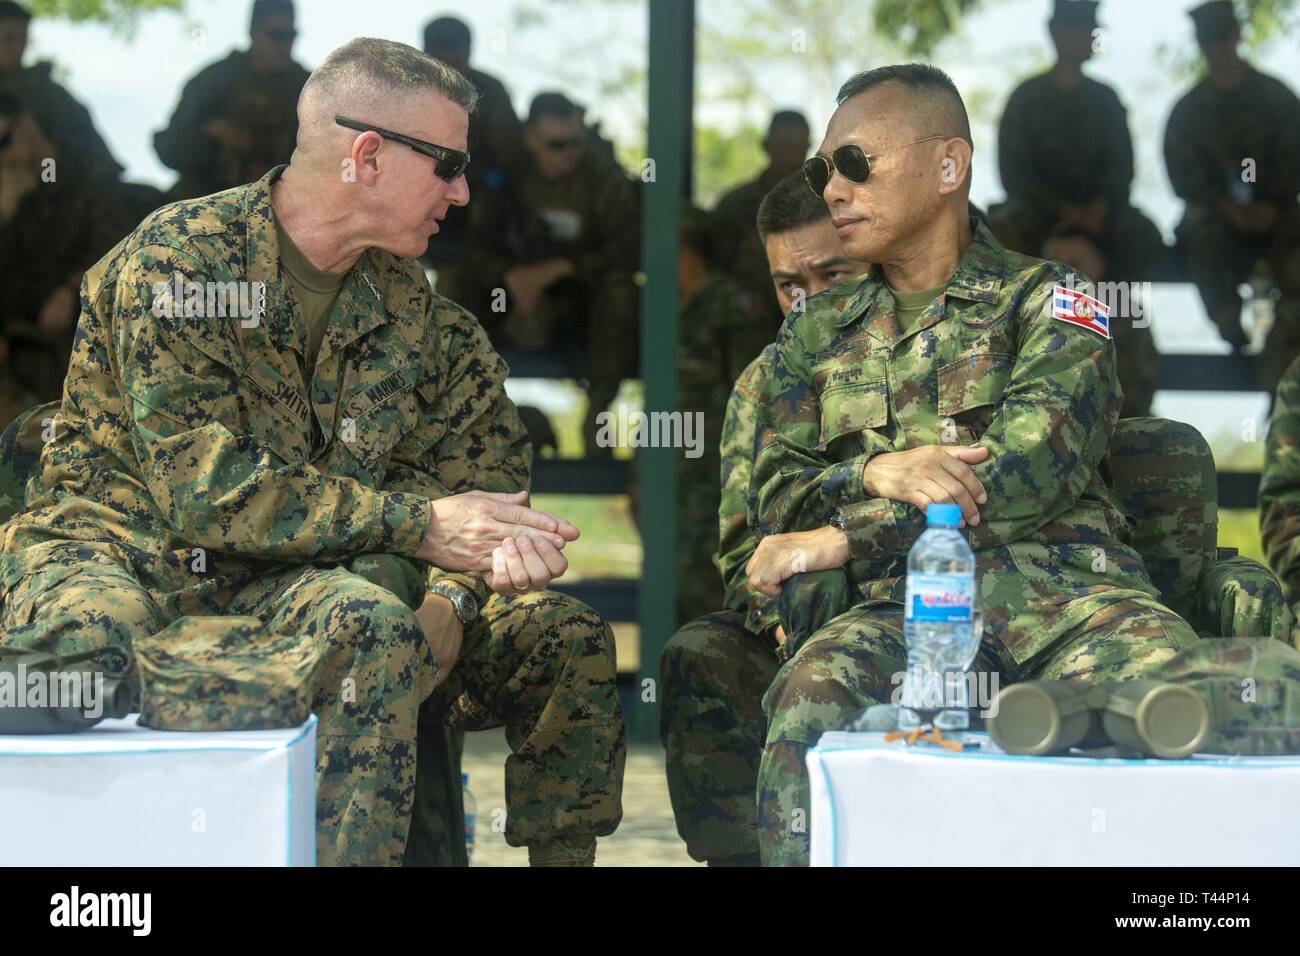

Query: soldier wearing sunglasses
[2,39,625,868]
[439,91,640,456]
[746,64,1199,866]
[154,0,309,199]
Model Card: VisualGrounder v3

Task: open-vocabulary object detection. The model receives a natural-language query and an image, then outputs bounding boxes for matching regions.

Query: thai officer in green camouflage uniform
[745,65,1199,866]
[154,0,310,200]
[1261,354,1300,616]
[661,173,870,865]
[1163,0,1300,382]
[0,39,624,868]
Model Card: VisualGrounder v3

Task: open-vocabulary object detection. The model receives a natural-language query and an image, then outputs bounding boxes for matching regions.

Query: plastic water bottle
[462,772,477,864]
[900,503,978,736]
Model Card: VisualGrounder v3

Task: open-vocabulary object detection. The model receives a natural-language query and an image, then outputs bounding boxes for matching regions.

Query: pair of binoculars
[0,646,135,734]
[987,680,1210,758]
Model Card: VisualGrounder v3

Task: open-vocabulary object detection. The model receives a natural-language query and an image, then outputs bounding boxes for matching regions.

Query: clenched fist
[862,444,989,526]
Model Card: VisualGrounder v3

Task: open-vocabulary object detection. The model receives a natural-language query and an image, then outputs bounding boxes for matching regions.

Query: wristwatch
[827,509,848,532]
[427,582,479,626]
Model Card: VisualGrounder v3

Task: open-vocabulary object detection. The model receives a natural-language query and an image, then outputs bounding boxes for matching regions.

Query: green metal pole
[631,0,694,743]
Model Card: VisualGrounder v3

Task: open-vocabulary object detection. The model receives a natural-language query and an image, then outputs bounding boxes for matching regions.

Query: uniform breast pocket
[937,352,1014,441]
[341,388,420,470]
[818,379,888,453]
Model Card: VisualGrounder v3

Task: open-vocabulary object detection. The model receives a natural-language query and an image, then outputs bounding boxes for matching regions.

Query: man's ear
[351,130,384,184]
[936,138,972,196]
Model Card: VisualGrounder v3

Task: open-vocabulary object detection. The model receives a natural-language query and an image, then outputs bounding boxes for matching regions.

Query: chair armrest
[1197,549,1296,641]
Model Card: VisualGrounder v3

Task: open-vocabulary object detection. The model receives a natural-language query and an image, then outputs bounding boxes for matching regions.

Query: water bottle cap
[926,503,962,526]
[461,772,469,786]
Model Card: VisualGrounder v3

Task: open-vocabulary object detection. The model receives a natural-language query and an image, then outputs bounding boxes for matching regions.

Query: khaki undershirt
[888,283,947,334]
[274,213,345,371]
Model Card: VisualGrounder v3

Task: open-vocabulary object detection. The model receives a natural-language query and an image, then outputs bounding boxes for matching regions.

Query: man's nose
[446,175,470,207]
[822,166,852,207]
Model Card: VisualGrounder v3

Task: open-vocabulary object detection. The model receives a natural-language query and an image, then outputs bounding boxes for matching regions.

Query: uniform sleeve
[392,303,532,606]
[1260,355,1300,601]
[718,351,774,629]
[966,276,1120,551]
[118,245,430,562]
[750,314,915,567]
[1099,90,1136,204]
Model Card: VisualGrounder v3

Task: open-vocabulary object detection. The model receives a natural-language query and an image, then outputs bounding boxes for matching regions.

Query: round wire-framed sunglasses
[803,135,948,196]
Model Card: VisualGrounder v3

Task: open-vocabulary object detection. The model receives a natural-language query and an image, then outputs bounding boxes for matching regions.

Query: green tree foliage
[27,0,182,28]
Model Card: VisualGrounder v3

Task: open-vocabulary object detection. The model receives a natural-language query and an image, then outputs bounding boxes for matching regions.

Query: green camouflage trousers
[0,547,626,866]
[659,610,778,865]
[758,596,1199,866]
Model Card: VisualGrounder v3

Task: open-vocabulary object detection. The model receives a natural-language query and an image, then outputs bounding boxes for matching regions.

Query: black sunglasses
[544,136,583,151]
[335,115,471,183]
[804,135,947,196]
[263,28,297,43]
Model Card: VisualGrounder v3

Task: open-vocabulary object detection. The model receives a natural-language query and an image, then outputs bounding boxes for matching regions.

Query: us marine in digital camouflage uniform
[0,39,624,868]
[661,173,870,865]
[154,0,310,200]
[1163,0,1300,382]
[745,66,1199,867]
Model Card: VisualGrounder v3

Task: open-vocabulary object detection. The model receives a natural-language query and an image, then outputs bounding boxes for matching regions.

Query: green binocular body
[0,647,135,734]
[987,679,1210,758]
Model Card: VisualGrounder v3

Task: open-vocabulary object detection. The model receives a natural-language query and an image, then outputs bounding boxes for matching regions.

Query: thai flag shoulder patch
[1051,284,1110,339]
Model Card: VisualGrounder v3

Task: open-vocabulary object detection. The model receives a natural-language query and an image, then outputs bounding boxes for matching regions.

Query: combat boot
[528,834,597,867]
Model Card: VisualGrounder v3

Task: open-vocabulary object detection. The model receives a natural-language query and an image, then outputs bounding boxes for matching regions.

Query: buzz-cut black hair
[767,109,809,136]
[423,15,472,53]
[836,63,972,145]
[0,1,31,23]
[527,91,581,125]
[755,170,831,241]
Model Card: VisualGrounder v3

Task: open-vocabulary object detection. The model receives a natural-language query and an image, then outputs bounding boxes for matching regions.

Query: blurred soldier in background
[422,14,522,267]
[710,110,811,326]
[439,91,640,454]
[0,0,121,183]
[661,172,869,866]
[154,0,309,199]
[1164,0,1300,389]
[673,207,771,624]
[0,93,130,406]
[1042,224,1158,416]
[989,0,1163,282]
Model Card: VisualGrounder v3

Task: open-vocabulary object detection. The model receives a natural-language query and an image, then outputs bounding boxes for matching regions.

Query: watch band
[427,582,479,625]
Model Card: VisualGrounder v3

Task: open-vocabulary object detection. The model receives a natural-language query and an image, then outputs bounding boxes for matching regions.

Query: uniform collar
[834,217,1007,330]
[243,165,398,363]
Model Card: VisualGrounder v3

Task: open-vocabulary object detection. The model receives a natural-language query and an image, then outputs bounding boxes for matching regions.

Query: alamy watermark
[0,664,107,719]
[150,276,266,328]
[593,403,705,458]
[1060,271,1151,329]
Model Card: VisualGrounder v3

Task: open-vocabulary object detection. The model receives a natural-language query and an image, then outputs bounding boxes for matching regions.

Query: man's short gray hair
[302,37,478,117]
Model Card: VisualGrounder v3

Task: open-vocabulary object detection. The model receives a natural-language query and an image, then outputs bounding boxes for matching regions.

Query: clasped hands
[746,444,988,597]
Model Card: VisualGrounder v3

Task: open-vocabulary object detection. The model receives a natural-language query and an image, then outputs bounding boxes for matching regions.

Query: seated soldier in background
[1042,224,1159,417]
[438,91,640,454]
[0,39,625,868]
[674,208,772,624]
[154,0,309,199]
[710,110,812,327]
[661,171,870,867]
[746,64,1198,867]
[0,92,133,404]
[0,0,122,183]
[989,0,1163,281]
[1260,355,1300,616]
[1164,0,1300,384]
[422,14,523,268]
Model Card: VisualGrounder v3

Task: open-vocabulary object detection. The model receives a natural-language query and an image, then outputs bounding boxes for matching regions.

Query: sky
[21,0,1300,443]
